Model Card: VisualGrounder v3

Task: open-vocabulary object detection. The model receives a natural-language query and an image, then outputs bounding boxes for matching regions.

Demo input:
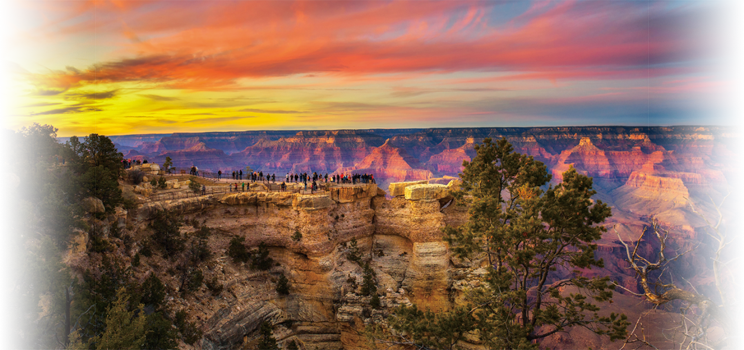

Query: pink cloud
[21,1,705,90]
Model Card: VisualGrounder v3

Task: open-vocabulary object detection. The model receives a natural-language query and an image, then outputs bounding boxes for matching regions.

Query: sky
[1,0,736,137]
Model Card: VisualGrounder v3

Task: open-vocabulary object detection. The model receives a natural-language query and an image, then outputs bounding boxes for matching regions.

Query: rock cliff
[67,126,740,349]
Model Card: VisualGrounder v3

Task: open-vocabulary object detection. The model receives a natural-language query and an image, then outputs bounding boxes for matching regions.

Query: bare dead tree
[615,194,734,350]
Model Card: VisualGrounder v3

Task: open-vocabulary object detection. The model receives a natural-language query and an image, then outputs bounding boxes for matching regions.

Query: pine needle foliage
[384,137,628,349]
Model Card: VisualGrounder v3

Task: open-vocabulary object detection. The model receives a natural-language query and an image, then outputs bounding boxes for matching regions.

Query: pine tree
[252,243,273,270]
[276,273,290,295]
[149,210,185,256]
[163,156,173,173]
[92,287,147,350]
[346,238,361,264]
[256,322,279,350]
[384,137,628,349]
[228,236,251,263]
[285,340,299,350]
[360,263,377,297]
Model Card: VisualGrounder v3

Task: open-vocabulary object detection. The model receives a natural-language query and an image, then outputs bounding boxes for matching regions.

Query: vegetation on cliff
[9,124,206,349]
[372,137,629,348]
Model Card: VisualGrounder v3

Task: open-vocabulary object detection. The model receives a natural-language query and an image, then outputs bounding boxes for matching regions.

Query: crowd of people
[122,159,376,195]
[215,170,376,194]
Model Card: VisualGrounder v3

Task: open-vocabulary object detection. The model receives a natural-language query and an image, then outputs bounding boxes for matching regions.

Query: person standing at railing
[218,170,222,180]
[202,184,206,195]
[241,182,245,192]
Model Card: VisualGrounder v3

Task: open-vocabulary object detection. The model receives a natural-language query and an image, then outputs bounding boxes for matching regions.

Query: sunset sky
[3,0,731,137]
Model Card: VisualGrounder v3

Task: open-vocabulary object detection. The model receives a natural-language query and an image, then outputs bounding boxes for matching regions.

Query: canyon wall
[66,126,739,349]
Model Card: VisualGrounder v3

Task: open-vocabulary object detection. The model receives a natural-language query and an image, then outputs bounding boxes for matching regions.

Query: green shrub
[187,269,203,293]
[257,322,279,350]
[149,210,185,257]
[292,230,302,242]
[140,239,153,257]
[227,236,250,263]
[157,176,167,189]
[347,238,361,264]
[360,263,377,297]
[276,273,290,295]
[252,243,273,270]
[140,273,166,309]
[370,293,381,309]
[206,276,223,295]
[90,235,112,253]
[188,176,200,194]
[150,177,157,186]
[132,253,140,267]
[286,340,299,350]
[175,310,203,345]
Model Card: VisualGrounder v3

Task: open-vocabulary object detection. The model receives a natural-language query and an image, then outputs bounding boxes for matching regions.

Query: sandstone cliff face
[104,183,471,350]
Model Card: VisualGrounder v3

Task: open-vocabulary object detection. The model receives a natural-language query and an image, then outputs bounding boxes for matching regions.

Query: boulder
[220,192,258,205]
[81,197,105,213]
[134,185,153,197]
[294,195,335,211]
[259,192,294,206]
[404,184,449,201]
[388,180,428,197]
[446,179,462,191]
[249,183,268,191]
[3,173,21,188]
[329,184,378,203]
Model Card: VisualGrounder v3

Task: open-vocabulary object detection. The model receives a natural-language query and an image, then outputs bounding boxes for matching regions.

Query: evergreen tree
[91,287,147,350]
[360,263,377,297]
[370,293,381,309]
[276,273,290,295]
[163,156,173,173]
[139,273,166,310]
[189,176,201,194]
[142,312,179,350]
[228,236,251,263]
[252,243,273,270]
[149,210,185,256]
[175,309,203,345]
[346,238,361,264]
[256,322,279,350]
[383,138,628,349]
[285,340,299,350]
[81,133,124,177]
[291,230,302,242]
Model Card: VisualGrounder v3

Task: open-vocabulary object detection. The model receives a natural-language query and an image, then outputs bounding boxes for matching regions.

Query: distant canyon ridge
[97,126,741,238]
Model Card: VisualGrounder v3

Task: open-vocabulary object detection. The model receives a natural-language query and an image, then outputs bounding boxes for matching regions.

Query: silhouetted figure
[218,170,222,180]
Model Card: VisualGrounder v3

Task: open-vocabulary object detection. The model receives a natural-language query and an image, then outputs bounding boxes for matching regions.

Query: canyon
[65,126,739,349]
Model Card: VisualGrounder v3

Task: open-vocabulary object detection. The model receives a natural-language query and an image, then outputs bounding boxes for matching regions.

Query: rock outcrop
[388,180,428,197]
[404,184,449,201]
[81,197,105,213]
